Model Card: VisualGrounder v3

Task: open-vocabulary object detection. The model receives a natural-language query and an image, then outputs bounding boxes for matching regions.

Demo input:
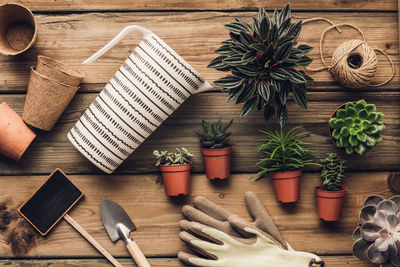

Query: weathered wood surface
[0,173,390,259]
[3,0,398,11]
[0,11,398,93]
[0,91,399,175]
[0,257,377,267]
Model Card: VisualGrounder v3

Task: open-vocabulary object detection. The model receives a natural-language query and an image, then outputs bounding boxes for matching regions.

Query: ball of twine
[303,19,395,88]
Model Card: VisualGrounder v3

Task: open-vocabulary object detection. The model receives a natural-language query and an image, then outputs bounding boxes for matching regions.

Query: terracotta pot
[160,163,192,196]
[23,67,79,131]
[201,146,232,180]
[269,169,302,203]
[36,55,84,86]
[315,186,347,221]
[0,102,36,161]
[0,3,37,55]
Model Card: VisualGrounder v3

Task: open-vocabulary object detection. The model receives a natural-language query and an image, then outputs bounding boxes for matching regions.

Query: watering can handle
[82,25,153,65]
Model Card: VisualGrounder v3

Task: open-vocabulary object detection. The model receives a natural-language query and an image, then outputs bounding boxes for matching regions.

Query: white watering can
[67,25,214,173]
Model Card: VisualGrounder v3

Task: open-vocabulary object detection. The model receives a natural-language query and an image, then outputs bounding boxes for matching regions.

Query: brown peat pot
[0,102,36,161]
[0,3,37,56]
[269,169,302,203]
[160,163,192,196]
[201,146,232,180]
[315,186,347,221]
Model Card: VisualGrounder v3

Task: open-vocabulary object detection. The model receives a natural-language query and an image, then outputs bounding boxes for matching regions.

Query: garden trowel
[101,198,151,267]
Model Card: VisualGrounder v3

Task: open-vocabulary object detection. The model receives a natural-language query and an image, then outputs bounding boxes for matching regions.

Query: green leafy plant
[208,4,313,128]
[320,153,346,191]
[194,119,233,149]
[329,100,384,155]
[153,148,193,166]
[251,126,319,180]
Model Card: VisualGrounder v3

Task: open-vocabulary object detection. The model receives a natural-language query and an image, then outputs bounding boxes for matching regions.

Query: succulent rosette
[353,195,400,266]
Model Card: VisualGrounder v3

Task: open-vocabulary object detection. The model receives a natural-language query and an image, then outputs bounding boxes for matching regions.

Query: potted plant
[194,119,233,180]
[315,153,347,221]
[251,126,318,203]
[153,148,193,196]
[208,4,314,127]
[329,99,384,155]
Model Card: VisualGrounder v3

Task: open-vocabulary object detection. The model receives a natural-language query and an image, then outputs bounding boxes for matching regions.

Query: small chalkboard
[18,168,83,235]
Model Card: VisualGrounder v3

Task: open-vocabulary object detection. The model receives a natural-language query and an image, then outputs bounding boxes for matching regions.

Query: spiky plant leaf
[194,119,233,149]
[209,4,313,128]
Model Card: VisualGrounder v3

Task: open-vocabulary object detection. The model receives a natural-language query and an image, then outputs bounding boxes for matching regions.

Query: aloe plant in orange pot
[194,119,233,180]
[154,148,193,196]
[316,153,347,221]
[251,126,318,203]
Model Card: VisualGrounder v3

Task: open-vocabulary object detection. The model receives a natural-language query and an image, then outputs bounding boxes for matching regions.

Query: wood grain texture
[0,173,391,258]
[3,0,398,11]
[0,256,377,267]
[0,11,398,93]
[0,91,399,175]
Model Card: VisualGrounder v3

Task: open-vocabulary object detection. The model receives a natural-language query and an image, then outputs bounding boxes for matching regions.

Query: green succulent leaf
[354,143,366,155]
[340,126,350,137]
[329,118,337,128]
[358,109,368,120]
[349,135,359,146]
[346,107,356,117]
[357,132,367,142]
[337,109,347,119]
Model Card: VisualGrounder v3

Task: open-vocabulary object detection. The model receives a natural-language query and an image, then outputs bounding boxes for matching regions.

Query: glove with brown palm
[178,192,324,267]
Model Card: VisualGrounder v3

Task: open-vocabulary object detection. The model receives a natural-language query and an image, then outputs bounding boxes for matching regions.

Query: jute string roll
[302,18,395,88]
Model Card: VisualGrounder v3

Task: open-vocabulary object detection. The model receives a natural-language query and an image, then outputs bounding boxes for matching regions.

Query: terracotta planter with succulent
[194,119,233,180]
[208,4,313,127]
[316,153,347,221]
[329,100,384,155]
[251,126,318,203]
[154,148,193,196]
[353,195,400,266]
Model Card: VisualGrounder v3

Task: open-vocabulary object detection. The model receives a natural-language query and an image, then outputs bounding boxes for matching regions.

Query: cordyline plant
[353,195,400,266]
[153,148,193,166]
[194,119,233,149]
[208,4,313,128]
[320,153,346,191]
[251,126,319,180]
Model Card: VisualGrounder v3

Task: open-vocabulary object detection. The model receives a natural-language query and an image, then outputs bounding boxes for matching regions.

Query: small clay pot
[36,55,84,86]
[160,163,192,196]
[315,186,347,221]
[201,146,232,180]
[269,169,302,203]
[0,3,37,56]
[0,102,36,161]
[23,67,79,131]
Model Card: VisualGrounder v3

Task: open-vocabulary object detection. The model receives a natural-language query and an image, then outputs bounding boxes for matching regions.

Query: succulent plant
[329,100,384,155]
[194,119,233,149]
[353,195,400,266]
[251,126,319,180]
[153,148,193,166]
[320,153,346,191]
[208,4,313,128]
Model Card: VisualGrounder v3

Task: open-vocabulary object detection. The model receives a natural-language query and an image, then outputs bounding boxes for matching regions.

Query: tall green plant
[320,153,346,191]
[251,126,318,180]
[208,4,313,127]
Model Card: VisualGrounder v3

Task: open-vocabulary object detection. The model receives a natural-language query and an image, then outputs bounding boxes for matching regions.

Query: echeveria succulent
[329,100,384,155]
[353,195,400,266]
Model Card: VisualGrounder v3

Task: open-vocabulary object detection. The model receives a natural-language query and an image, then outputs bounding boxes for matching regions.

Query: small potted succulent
[315,153,347,221]
[208,4,314,128]
[329,99,384,155]
[353,195,400,266]
[251,126,318,203]
[194,119,233,180]
[153,148,193,196]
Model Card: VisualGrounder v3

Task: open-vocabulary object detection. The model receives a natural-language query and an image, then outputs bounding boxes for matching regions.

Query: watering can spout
[82,25,153,65]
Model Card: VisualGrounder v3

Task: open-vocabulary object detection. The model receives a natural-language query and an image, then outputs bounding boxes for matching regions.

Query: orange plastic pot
[201,146,232,180]
[0,102,36,161]
[269,169,302,203]
[316,186,347,221]
[160,163,192,196]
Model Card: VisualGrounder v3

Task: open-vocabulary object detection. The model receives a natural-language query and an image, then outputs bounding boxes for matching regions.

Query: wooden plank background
[0,0,399,266]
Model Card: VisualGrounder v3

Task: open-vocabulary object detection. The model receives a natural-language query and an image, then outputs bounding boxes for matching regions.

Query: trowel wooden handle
[64,214,122,267]
[126,240,151,267]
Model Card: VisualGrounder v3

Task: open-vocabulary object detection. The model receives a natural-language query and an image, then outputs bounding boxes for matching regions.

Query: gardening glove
[178,192,324,267]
